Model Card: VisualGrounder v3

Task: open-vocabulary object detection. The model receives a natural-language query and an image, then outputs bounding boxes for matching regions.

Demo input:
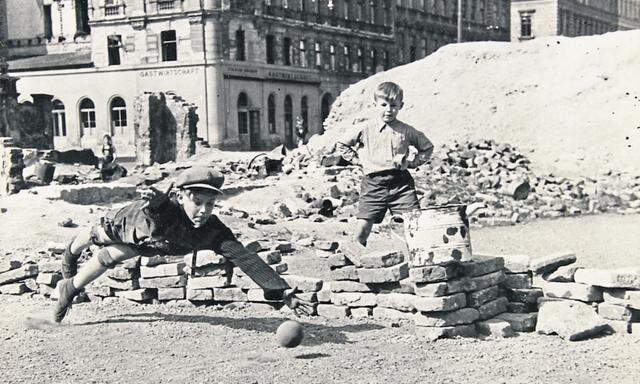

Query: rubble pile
[0,137,25,196]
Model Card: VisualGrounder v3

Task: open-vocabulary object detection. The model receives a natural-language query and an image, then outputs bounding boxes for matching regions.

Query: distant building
[7,0,510,156]
[511,0,640,41]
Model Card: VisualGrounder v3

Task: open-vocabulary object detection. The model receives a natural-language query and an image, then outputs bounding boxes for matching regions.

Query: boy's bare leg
[54,244,139,323]
[355,218,374,246]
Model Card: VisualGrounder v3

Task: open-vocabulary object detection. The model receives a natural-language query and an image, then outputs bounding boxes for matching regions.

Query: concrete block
[413,292,466,312]
[358,262,409,283]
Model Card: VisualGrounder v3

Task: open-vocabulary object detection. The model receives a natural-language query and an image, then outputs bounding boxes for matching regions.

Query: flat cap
[175,166,224,194]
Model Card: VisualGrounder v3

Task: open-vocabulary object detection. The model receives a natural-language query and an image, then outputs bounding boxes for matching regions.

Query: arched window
[79,98,96,136]
[268,94,276,134]
[320,93,333,134]
[284,95,293,147]
[237,92,249,135]
[52,99,67,137]
[301,96,309,132]
[110,97,127,136]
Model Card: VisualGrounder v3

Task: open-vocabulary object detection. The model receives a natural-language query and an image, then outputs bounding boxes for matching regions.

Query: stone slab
[574,268,640,289]
[536,300,607,341]
[413,293,467,313]
[414,308,480,327]
[357,263,409,284]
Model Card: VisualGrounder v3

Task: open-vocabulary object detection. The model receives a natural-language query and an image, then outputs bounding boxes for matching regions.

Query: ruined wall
[0,137,24,196]
[133,92,198,166]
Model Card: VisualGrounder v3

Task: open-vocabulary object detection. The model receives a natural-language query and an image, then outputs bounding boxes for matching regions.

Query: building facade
[511,0,640,41]
[8,0,510,156]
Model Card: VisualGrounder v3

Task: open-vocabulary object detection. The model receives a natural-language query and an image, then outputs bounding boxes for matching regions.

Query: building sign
[138,67,200,78]
[223,64,320,83]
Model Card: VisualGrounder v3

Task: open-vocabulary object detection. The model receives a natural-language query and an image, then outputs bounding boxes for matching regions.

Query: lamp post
[457,0,463,43]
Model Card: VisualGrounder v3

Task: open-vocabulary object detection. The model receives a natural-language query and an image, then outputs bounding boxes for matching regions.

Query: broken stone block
[413,292,466,312]
[413,280,457,297]
[98,276,139,291]
[187,275,231,289]
[317,304,351,318]
[328,253,351,268]
[529,251,577,274]
[415,324,477,340]
[329,265,359,281]
[358,262,409,283]
[317,288,332,303]
[601,319,631,334]
[376,293,415,312]
[597,302,639,322]
[35,272,62,287]
[408,263,460,283]
[544,265,580,282]
[283,275,323,292]
[273,241,294,253]
[467,285,500,307]
[0,264,38,285]
[359,250,404,269]
[274,263,288,274]
[142,255,186,267]
[475,252,530,273]
[213,287,248,302]
[478,297,509,320]
[257,250,282,265]
[414,307,480,327]
[452,270,505,292]
[315,240,339,251]
[476,319,515,338]
[0,282,29,295]
[350,307,372,318]
[328,280,371,293]
[372,306,414,321]
[139,275,188,289]
[186,288,213,301]
[36,260,61,273]
[505,288,544,304]
[115,288,155,302]
[140,263,185,278]
[503,273,532,289]
[602,289,640,309]
[574,268,640,289]
[331,292,377,307]
[536,300,607,341]
[460,256,504,277]
[106,266,136,281]
[157,287,186,301]
[542,282,603,302]
[0,260,21,274]
[495,312,538,332]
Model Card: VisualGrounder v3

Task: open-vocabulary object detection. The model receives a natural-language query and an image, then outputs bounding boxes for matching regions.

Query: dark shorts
[357,169,420,224]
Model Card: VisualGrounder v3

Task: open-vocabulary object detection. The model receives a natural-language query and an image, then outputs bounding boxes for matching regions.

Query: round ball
[276,320,304,348]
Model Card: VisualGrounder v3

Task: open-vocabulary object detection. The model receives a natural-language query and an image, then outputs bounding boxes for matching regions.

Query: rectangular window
[315,42,322,68]
[299,40,307,67]
[44,5,53,39]
[344,45,351,71]
[235,30,245,61]
[238,112,249,134]
[520,14,532,38]
[52,112,66,137]
[283,37,292,65]
[330,44,336,70]
[344,0,350,19]
[157,0,176,11]
[107,35,122,66]
[371,49,377,72]
[383,50,389,69]
[161,30,177,61]
[357,47,364,73]
[266,34,275,64]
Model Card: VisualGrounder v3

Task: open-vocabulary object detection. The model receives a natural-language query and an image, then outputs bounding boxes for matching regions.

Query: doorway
[249,109,261,150]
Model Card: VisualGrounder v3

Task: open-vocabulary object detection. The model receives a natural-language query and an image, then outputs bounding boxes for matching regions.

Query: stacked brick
[0,137,25,196]
[86,256,145,301]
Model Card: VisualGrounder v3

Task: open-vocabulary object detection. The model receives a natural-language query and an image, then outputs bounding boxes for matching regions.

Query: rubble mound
[315,30,640,178]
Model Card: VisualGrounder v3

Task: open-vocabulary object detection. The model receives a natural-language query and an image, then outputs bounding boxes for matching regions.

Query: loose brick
[496,312,538,332]
[415,324,477,340]
[478,297,509,320]
[115,288,155,302]
[544,265,580,282]
[317,288,332,303]
[274,263,288,274]
[372,306,414,321]
[187,288,213,301]
[413,281,456,297]
[331,292,377,307]
[329,265,359,281]
[505,288,543,304]
[157,287,186,301]
[597,302,639,322]
[475,252,530,273]
[140,263,185,278]
[139,275,188,289]
[358,262,409,284]
[414,308,479,327]
[574,268,640,289]
[106,266,136,281]
[450,270,504,292]
[283,275,323,292]
[273,241,293,252]
[188,275,231,289]
[503,273,532,289]
[327,253,351,268]
[350,307,372,318]
[413,292,466,312]
[359,250,404,268]
[100,276,139,290]
[328,281,372,293]
[602,289,640,309]
[409,263,460,283]
[213,287,248,302]
[36,272,62,287]
[315,241,339,251]
[233,276,260,289]
[245,240,269,253]
[142,255,185,267]
[0,264,38,285]
[36,260,62,273]
[317,304,351,318]
[529,251,577,274]
[0,283,29,295]
[257,250,282,265]
[460,256,504,277]
[543,282,603,302]
[0,260,21,273]
[376,293,415,312]
[467,285,500,307]
[182,251,226,267]
[477,319,514,337]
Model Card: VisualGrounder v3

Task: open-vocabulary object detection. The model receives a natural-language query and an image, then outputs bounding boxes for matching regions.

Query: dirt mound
[315,30,640,178]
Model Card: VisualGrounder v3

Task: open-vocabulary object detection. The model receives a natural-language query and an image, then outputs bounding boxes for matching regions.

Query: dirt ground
[1,190,640,383]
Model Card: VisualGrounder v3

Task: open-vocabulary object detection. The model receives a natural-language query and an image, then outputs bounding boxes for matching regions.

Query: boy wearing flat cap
[54,166,313,323]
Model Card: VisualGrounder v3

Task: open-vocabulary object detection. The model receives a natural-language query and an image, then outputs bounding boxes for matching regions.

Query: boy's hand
[393,152,408,171]
[139,183,174,210]
[283,287,315,317]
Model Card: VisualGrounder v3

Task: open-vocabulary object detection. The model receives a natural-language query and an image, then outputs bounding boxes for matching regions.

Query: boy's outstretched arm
[216,239,315,316]
[406,130,434,169]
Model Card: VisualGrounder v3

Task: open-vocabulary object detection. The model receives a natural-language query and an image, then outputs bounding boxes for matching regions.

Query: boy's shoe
[53,279,80,323]
[61,240,80,279]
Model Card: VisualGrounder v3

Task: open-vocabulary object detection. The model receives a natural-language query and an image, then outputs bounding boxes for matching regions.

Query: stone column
[203,15,226,148]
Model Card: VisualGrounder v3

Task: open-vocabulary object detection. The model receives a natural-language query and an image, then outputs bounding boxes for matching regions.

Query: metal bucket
[392,204,472,267]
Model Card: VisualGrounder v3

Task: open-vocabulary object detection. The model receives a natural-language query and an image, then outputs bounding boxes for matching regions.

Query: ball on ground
[276,320,304,348]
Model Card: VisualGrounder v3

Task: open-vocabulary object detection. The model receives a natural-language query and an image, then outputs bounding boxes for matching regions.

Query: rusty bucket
[391,204,472,267]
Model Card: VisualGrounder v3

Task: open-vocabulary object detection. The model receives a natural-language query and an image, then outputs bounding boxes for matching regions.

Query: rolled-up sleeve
[407,128,434,168]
